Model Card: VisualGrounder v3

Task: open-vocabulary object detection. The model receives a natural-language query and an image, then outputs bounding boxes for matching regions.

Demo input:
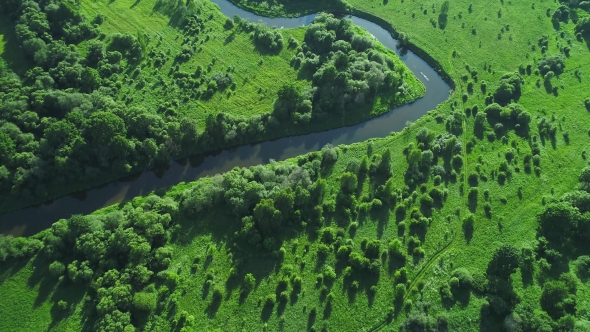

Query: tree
[49,261,66,278]
[274,187,295,221]
[254,199,281,236]
[540,280,576,320]
[132,291,157,312]
[85,111,127,146]
[379,148,393,175]
[537,202,580,247]
[340,172,357,193]
[487,244,520,279]
[0,132,15,164]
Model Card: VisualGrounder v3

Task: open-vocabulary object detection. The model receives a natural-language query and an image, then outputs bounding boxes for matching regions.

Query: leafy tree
[85,111,127,147]
[537,202,580,247]
[494,73,524,105]
[132,291,157,312]
[254,198,282,236]
[340,172,358,193]
[0,132,15,164]
[540,280,576,320]
[487,244,520,279]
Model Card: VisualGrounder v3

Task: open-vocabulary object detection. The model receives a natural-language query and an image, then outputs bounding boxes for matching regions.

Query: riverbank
[0,0,427,221]
[0,1,452,237]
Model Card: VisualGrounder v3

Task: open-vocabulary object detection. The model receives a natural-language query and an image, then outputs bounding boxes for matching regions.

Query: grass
[78,0,423,131]
[2,0,590,330]
[80,0,309,129]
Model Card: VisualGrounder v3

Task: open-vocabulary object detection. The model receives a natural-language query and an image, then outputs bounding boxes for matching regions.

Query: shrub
[253,24,284,52]
[540,280,576,319]
[340,172,357,193]
[49,261,66,278]
[364,240,381,259]
[321,144,338,164]
[346,158,361,173]
[323,266,336,283]
[133,292,157,312]
[538,53,566,75]
[451,268,473,289]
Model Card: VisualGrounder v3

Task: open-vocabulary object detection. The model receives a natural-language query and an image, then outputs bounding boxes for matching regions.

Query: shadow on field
[0,257,28,285]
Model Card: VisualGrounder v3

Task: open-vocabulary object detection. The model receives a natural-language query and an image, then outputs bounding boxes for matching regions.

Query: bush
[538,53,566,75]
[451,268,473,289]
[340,172,357,193]
[253,24,284,52]
[321,144,338,164]
[493,72,523,105]
[133,291,157,312]
[540,280,576,319]
[49,261,66,278]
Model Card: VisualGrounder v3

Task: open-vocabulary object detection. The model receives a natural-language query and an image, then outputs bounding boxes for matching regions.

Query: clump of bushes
[253,24,284,52]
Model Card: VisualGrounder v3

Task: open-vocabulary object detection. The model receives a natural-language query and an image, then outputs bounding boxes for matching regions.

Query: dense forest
[0,0,420,214]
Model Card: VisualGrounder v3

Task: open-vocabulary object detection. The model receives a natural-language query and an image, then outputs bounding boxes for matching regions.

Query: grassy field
[79,0,309,129]
[2,0,590,331]
[76,0,423,130]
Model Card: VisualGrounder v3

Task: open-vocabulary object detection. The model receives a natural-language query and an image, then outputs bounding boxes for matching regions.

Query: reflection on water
[0,0,451,237]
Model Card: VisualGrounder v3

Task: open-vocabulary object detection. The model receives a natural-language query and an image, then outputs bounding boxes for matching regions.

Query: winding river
[0,0,451,237]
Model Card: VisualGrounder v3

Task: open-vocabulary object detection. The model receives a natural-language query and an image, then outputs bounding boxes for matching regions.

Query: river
[0,0,451,237]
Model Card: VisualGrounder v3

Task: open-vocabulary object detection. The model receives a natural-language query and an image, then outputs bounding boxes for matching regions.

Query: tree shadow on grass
[47,279,88,332]
[261,303,274,322]
[462,223,474,244]
[205,297,222,318]
[27,255,58,309]
[306,308,317,330]
[0,257,29,286]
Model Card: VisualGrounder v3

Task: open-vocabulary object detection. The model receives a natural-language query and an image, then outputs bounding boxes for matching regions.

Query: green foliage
[576,256,590,280]
[540,280,576,320]
[493,73,524,105]
[133,291,157,312]
[487,244,520,280]
[49,261,65,278]
[451,268,473,290]
[252,23,284,52]
[340,172,358,194]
